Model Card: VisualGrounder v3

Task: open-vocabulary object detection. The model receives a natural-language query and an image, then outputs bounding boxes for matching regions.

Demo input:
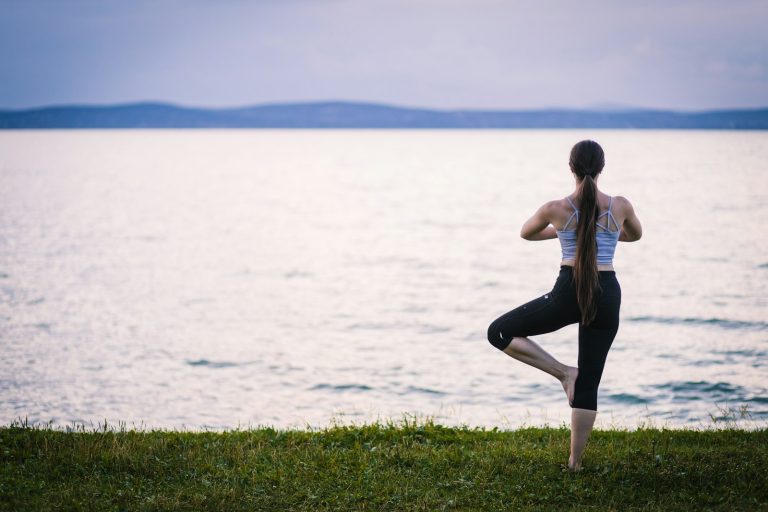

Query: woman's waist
[559,261,615,272]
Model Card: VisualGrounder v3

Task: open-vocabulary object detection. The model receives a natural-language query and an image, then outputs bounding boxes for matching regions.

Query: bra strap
[562,212,577,230]
[607,196,619,231]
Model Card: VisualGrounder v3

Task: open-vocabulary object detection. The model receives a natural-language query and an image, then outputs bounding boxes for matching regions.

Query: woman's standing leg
[569,408,597,470]
[568,274,621,470]
[569,323,615,471]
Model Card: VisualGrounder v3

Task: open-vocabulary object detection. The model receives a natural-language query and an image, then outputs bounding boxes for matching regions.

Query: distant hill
[1,101,767,129]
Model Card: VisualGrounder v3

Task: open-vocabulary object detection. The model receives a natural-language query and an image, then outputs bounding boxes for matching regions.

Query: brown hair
[569,140,606,325]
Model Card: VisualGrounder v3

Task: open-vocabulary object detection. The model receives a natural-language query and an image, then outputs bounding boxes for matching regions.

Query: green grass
[2,416,767,511]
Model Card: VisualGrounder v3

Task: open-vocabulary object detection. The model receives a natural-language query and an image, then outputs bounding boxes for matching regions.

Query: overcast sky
[1,0,766,111]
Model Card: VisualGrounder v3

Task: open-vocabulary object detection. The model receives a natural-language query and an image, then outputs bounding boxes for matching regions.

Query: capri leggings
[487,265,621,411]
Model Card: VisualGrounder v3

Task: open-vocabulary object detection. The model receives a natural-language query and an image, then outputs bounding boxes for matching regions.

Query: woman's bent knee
[487,321,512,351]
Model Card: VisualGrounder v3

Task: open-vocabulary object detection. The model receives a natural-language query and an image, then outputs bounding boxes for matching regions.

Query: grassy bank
[2,417,767,511]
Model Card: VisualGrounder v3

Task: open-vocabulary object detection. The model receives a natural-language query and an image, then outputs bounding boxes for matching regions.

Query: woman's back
[551,191,642,268]
[556,193,619,266]
[552,192,625,232]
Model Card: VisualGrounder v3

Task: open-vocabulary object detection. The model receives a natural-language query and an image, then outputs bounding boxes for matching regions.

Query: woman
[486,140,642,472]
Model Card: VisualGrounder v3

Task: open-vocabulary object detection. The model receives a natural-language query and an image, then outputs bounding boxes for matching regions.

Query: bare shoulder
[541,198,570,217]
[543,198,566,210]
[542,197,575,228]
[612,195,636,214]
[547,197,573,211]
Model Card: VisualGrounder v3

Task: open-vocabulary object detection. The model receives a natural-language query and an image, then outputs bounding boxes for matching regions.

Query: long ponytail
[569,140,605,326]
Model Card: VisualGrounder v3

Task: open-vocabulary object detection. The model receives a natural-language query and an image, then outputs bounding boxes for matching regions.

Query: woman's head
[569,140,605,181]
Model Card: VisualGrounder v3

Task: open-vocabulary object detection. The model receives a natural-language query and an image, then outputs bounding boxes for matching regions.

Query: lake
[1,129,766,431]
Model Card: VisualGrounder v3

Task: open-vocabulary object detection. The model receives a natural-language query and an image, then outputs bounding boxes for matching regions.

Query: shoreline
[4,402,767,434]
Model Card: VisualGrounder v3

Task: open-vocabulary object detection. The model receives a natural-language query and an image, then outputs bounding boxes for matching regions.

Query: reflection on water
[1,129,767,431]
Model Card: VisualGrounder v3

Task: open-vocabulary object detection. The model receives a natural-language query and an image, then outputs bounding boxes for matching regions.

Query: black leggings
[487,265,621,411]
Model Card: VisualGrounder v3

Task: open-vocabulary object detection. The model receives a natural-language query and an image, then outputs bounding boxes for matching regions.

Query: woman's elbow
[623,230,642,242]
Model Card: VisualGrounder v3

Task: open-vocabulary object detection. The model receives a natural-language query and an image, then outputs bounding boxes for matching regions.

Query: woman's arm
[616,196,642,242]
[526,225,558,241]
[520,202,558,241]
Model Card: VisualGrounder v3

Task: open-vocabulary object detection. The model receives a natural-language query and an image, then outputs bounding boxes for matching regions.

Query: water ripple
[607,392,653,404]
[186,359,258,369]
[402,385,447,396]
[712,348,768,358]
[649,380,753,401]
[310,383,374,392]
[628,315,768,330]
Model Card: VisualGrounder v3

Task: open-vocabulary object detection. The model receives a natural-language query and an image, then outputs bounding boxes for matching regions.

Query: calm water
[1,129,766,432]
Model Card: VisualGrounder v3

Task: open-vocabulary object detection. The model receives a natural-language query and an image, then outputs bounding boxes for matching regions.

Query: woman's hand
[520,202,558,241]
[525,225,558,240]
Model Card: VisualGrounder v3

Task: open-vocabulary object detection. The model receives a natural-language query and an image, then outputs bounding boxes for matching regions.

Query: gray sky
[1,0,766,110]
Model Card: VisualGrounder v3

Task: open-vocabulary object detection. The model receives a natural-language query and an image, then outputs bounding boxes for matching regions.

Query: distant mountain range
[1,101,767,129]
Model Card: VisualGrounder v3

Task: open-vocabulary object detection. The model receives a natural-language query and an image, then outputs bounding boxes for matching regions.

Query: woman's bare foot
[560,366,579,406]
[568,456,583,472]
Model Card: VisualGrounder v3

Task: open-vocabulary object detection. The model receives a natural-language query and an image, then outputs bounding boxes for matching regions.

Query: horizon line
[2,99,768,115]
